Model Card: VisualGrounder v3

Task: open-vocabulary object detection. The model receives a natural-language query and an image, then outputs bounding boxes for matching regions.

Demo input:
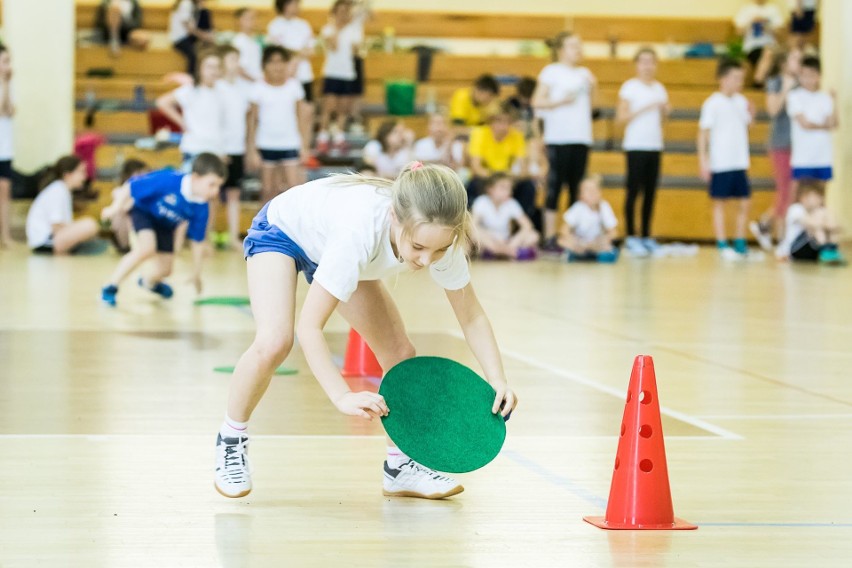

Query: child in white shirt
[362,120,414,179]
[776,180,843,265]
[231,8,262,81]
[267,0,317,105]
[559,175,618,263]
[787,56,837,183]
[734,0,784,86]
[698,58,755,260]
[471,173,538,260]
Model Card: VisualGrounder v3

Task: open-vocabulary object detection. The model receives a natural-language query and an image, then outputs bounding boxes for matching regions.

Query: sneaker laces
[220,438,251,482]
[400,459,451,482]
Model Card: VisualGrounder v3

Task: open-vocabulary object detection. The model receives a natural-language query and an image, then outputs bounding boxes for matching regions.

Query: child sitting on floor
[471,172,538,260]
[776,179,844,265]
[559,175,619,263]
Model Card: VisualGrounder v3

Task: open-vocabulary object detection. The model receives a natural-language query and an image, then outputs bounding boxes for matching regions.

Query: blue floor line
[504,449,608,510]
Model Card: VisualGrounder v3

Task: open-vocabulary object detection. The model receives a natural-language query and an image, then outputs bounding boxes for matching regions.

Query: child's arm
[531,83,576,111]
[697,128,711,182]
[445,284,517,417]
[296,283,390,420]
[827,90,840,129]
[189,238,205,293]
[0,77,13,117]
[155,91,186,132]
[469,156,490,179]
[297,100,312,160]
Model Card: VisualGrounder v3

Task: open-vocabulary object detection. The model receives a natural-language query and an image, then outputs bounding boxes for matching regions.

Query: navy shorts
[0,160,12,180]
[243,203,318,282]
[792,166,832,181]
[258,148,300,164]
[224,154,244,194]
[323,77,358,96]
[302,81,315,103]
[791,10,816,34]
[130,208,176,253]
[710,170,751,199]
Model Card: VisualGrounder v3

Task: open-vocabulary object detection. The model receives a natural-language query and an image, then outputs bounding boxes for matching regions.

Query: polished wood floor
[2,245,852,567]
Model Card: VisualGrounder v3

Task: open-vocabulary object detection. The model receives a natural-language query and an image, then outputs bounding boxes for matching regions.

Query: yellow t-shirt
[468,126,527,173]
[449,88,498,127]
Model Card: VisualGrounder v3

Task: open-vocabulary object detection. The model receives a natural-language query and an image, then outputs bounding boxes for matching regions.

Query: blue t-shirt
[130,169,209,242]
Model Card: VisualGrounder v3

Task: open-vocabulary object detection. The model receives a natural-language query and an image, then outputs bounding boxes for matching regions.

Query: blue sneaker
[625,236,649,257]
[101,285,118,307]
[138,277,174,299]
[818,247,846,266]
[642,238,661,255]
[597,249,619,263]
[733,238,748,255]
[567,251,596,262]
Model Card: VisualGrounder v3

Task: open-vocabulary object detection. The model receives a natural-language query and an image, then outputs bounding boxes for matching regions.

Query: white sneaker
[215,433,252,498]
[719,247,744,261]
[382,459,464,499]
[749,221,773,251]
[625,236,649,258]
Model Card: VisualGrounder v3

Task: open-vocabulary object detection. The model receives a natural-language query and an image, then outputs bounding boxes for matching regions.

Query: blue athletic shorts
[258,148,300,164]
[792,166,832,181]
[130,207,175,253]
[709,170,751,199]
[243,203,318,282]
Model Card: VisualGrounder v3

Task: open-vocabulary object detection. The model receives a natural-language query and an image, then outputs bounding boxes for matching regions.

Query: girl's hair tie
[410,161,424,171]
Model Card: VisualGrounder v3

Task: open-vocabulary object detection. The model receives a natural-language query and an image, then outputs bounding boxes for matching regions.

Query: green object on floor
[194,296,250,306]
[385,80,416,116]
[214,366,297,376]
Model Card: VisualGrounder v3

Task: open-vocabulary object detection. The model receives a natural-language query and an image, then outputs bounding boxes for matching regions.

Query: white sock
[386,446,409,468]
[220,415,248,439]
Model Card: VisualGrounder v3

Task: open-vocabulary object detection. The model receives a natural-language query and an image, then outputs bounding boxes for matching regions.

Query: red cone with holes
[341,329,383,378]
[584,355,697,530]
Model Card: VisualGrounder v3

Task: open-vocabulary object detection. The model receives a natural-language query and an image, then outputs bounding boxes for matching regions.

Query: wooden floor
[2,245,852,567]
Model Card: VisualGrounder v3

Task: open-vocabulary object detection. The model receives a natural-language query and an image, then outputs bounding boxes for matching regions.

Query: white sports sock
[220,415,248,439]
[386,446,409,468]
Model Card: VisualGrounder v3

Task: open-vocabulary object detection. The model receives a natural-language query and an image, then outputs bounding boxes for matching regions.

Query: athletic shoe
[597,249,619,263]
[138,277,173,299]
[567,251,596,262]
[719,246,743,261]
[382,459,464,499]
[215,433,252,498]
[732,238,749,255]
[315,132,331,155]
[818,247,846,266]
[101,284,118,307]
[642,238,662,256]
[749,221,773,251]
[516,247,537,261]
[625,236,649,258]
[539,237,564,254]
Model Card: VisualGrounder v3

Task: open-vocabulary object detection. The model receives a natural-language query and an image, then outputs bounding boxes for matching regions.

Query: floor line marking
[697,414,852,420]
[503,449,607,509]
[444,330,742,441]
[0,434,726,441]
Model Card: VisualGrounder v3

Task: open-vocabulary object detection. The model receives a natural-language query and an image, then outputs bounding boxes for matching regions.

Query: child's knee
[382,341,416,369]
[252,333,294,365]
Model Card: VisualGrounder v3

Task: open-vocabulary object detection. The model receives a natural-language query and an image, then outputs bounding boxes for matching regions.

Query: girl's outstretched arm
[446,283,518,418]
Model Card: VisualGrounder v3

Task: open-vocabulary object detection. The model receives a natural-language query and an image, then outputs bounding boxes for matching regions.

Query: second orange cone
[341,329,383,378]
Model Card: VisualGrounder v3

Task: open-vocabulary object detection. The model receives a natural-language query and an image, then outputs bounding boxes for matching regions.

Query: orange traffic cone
[341,329,383,378]
[584,356,697,530]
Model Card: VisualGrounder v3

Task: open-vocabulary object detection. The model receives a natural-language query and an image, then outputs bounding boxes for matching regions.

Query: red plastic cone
[341,329,383,378]
[584,356,697,530]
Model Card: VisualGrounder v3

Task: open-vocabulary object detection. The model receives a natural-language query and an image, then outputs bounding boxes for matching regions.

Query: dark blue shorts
[710,170,751,200]
[791,10,816,34]
[323,77,358,96]
[258,148,300,164]
[792,166,832,181]
[243,203,318,283]
[0,160,11,180]
[130,207,175,253]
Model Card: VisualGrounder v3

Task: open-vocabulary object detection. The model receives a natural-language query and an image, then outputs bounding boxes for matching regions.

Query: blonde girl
[214,163,519,500]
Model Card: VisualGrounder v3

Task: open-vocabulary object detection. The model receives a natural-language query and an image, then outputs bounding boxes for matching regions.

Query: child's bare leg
[509,229,540,252]
[283,162,305,190]
[52,217,99,255]
[477,229,510,256]
[259,163,277,205]
[226,188,242,246]
[735,198,751,240]
[142,253,174,286]
[106,229,157,285]
[713,200,727,242]
[110,212,132,250]
[227,253,298,421]
[320,95,338,134]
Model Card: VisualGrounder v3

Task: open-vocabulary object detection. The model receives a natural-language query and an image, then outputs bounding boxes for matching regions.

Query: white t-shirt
[564,200,618,242]
[536,63,594,145]
[267,16,316,83]
[734,4,784,52]
[413,137,465,165]
[26,180,72,248]
[249,80,305,151]
[619,78,668,151]
[321,21,364,80]
[266,178,471,302]
[472,195,524,242]
[777,203,808,257]
[787,87,834,169]
[789,0,818,10]
[169,0,194,44]
[232,33,263,82]
[363,140,412,179]
[699,92,752,173]
[217,78,253,155]
[173,84,225,155]
[0,80,13,160]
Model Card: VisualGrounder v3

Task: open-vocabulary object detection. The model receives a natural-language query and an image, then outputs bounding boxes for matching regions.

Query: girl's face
[560,36,583,65]
[487,179,513,205]
[579,180,602,206]
[223,52,241,75]
[385,123,405,150]
[264,54,289,83]
[65,162,88,190]
[198,55,222,86]
[392,220,455,271]
[428,115,448,139]
[284,0,301,17]
[0,51,11,78]
[238,10,256,33]
[636,52,657,80]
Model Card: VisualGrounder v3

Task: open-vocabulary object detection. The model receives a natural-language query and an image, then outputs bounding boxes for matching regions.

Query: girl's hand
[334,391,389,421]
[491,383,518,418]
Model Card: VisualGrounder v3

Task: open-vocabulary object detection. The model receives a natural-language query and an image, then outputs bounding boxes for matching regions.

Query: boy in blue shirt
[100,153,226,306]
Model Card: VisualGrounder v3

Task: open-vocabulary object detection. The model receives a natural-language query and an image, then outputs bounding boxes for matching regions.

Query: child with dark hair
[472,173,538,260]
[363,120,414,179]
[449,74,500,128]
[0,45,14,248]
[506,76,538,137]
[25,156,99,254]
[267,0,316,106]
[776,180,844,264]
[787,56,837,184]
[698,58,756,260]
[100,153,226,306]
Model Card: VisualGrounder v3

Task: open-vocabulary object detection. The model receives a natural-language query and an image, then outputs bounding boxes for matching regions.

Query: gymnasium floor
[1,247,851,567]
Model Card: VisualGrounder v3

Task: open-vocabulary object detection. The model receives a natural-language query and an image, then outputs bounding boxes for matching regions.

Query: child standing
[363,120,414,179]
[776,180,844,264]
[246,46,311,206]
[214,163,518,499]
[25,156,99,254]
[533,32,596,251]
[216,45,253,249]
[0,45,14,248]
[698,58,755,260]
[267,0,317,112]
[156,49,226,171]
[231,8,262,81]
[471,173,539,260]
[559,175,619,263]
[787,57,837,185]
[616,47,670,257]
[100,154,226,307]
